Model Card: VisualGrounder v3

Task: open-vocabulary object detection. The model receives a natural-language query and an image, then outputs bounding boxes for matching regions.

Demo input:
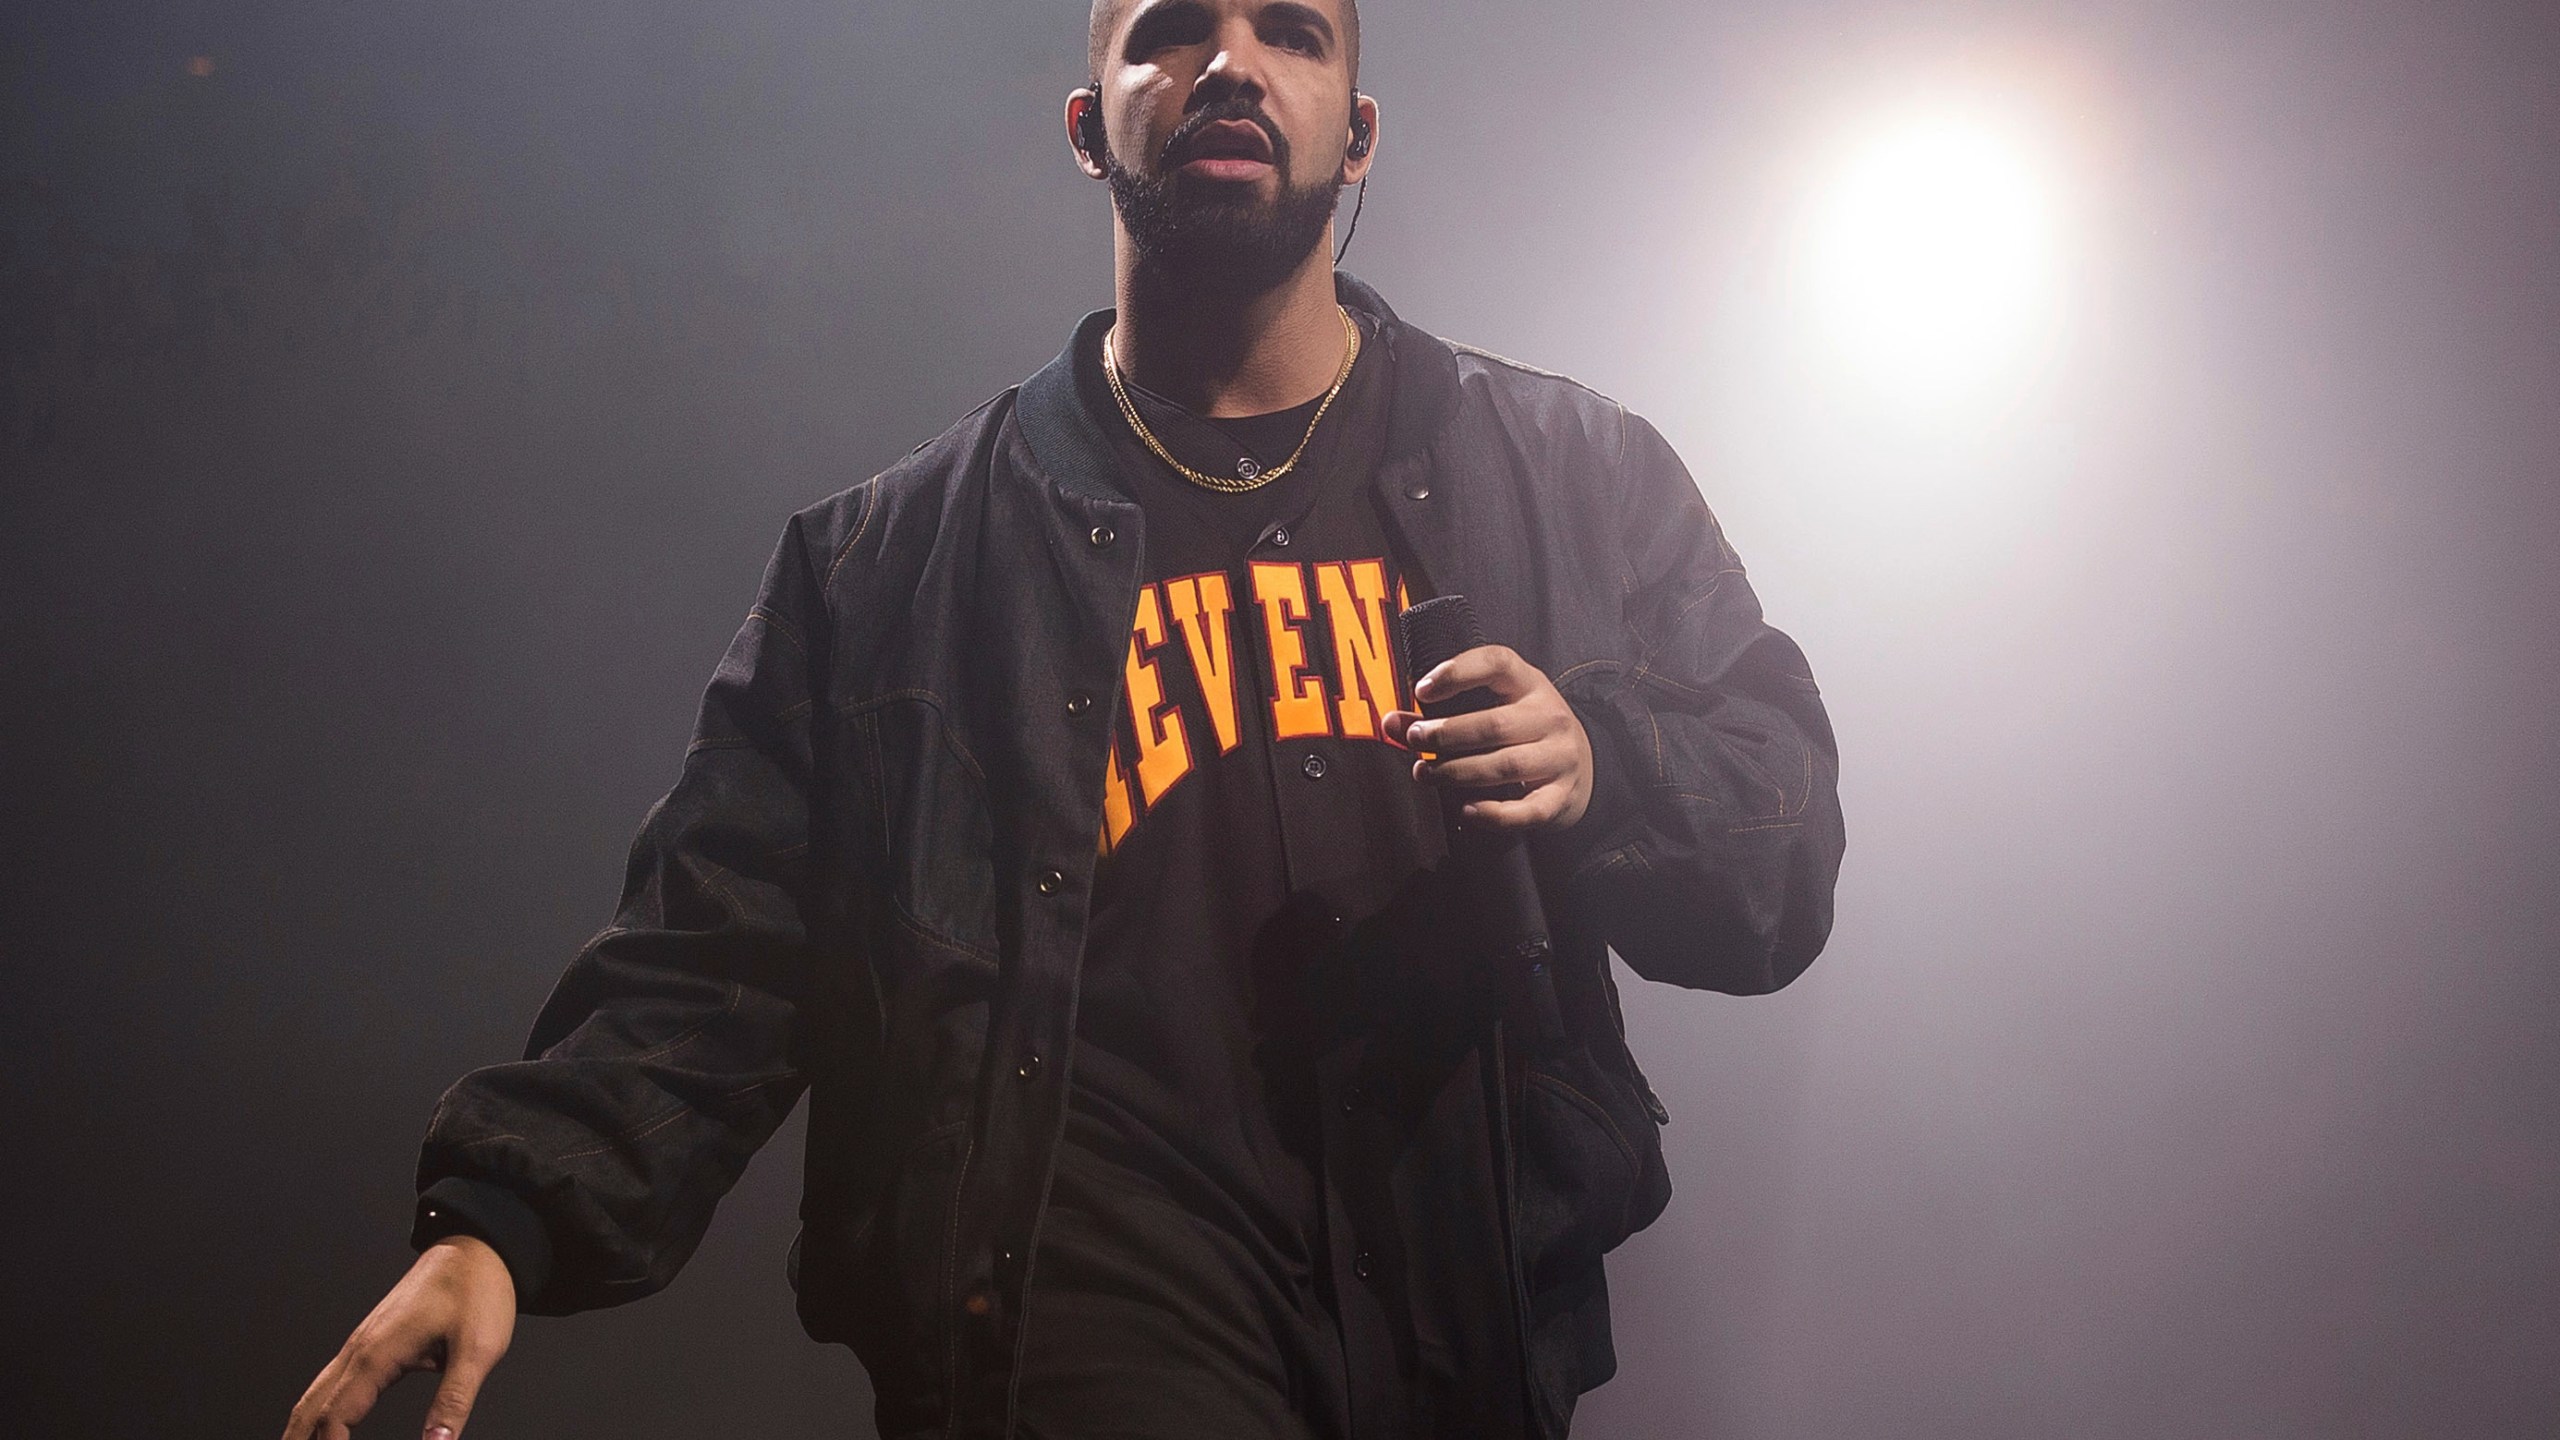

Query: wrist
[423,1232,517,1302]
[415,1175,554,1304]
[424,1231,501,1265]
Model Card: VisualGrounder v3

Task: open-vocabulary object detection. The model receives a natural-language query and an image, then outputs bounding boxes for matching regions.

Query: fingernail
[426,1426,455,1440]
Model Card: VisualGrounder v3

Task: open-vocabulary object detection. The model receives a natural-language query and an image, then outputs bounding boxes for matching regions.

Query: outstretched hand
[284,1236,517,1440]
[1384,644,1594,831]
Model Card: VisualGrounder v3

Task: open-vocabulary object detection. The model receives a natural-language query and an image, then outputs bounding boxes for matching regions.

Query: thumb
[419,1351,493,1440]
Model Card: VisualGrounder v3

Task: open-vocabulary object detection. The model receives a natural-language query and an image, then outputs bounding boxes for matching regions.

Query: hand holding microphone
[1392,596,1590,1044]
[1384,600,1595,833]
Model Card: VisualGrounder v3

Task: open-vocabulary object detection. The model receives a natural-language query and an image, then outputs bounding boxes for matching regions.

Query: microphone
[1401,595,1566,1045]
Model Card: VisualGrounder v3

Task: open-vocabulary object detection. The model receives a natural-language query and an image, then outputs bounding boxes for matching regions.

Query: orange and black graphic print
[1098,557,1417,856]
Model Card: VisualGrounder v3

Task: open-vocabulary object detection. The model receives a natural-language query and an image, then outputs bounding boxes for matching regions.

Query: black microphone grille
[1401,593,1483,679]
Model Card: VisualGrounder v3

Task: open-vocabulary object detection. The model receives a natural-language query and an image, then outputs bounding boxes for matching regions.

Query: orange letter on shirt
[1099,740,1135,854]
[1251,561,1332,740]
[1317,560,1399,741]
[1163,573,1242,754]
[1124,583,1194,805]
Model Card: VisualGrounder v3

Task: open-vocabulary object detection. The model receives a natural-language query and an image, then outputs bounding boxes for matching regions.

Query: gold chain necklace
[1102,305,1360,494]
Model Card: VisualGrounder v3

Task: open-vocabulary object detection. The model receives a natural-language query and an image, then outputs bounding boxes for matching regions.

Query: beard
[1104,103,1341,293]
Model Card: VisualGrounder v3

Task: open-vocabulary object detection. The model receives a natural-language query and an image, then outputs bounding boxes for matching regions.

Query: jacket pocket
[792,1120,971,1418]
[1511,1043,1672,1295]
[844,695,1000,959]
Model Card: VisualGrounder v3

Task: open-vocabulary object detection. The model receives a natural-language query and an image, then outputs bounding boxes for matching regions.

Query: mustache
[1159,99,1289,168]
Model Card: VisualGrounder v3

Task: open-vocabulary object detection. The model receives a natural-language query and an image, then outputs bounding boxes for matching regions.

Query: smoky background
[3,1,2554,1436]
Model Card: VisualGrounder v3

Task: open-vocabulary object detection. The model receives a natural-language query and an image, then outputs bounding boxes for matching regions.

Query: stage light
[1796,103,2068,407]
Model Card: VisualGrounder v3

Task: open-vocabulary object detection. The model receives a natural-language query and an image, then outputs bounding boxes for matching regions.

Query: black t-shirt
[1015,313,1460,1440]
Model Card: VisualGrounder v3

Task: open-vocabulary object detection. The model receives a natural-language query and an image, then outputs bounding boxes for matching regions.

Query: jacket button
[1301,753,1327,780]
[1036,868,1064,895]
[1270,526,1291,547]
[1017,1051,1043,1082]
[1403,483,1431,501]
[1353,1249,1375,1279]
[1065,692,1094,717]
[1339,1086,1362,1115]
[1088,525,1116,548]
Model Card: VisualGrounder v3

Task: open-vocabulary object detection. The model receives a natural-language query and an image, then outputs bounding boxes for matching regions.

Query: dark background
[5,1,2556,1435]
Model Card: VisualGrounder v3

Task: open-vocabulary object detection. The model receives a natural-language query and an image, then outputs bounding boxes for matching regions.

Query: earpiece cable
[1335,175,1369,264]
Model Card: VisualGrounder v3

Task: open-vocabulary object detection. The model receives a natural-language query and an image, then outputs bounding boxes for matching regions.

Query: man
[284,1,1843,1436]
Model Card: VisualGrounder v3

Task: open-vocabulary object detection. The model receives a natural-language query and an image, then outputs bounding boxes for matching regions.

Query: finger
[286,1351,372,1440]
[1405,702,1552,757]
[1381,709,1420,749]
[321,1348,400,1432]
[1461,779,1574,831]
[1414,644,1529,703]
[422,1349,495,1440]
[1423,738,1572,791]
[285,1369,377,1440]
[284,1386,323,1440]
[1415,645,1535,704]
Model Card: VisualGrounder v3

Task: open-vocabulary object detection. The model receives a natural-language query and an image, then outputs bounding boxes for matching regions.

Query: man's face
[1079,0,1370,285]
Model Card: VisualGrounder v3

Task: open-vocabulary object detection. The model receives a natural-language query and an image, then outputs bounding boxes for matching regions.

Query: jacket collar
[1012,270,1461,509]
[1336,270,1461,466]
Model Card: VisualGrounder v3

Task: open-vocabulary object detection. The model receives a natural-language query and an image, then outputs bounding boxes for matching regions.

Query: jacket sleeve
[1547,410,1845,995]
[411,515,825,1314]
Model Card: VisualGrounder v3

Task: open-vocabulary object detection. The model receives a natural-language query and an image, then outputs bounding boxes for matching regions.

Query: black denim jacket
[415,275,1844,1439]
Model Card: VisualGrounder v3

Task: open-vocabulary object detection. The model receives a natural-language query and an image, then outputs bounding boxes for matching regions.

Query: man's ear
[1065,88,1110,179]
[1342,92,1381,186]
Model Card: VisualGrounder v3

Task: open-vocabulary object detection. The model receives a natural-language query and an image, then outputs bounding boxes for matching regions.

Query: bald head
[1087,0,1362,85]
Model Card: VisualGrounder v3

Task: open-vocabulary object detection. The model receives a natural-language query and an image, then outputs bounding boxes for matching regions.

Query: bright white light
[1797,104,2069,407]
